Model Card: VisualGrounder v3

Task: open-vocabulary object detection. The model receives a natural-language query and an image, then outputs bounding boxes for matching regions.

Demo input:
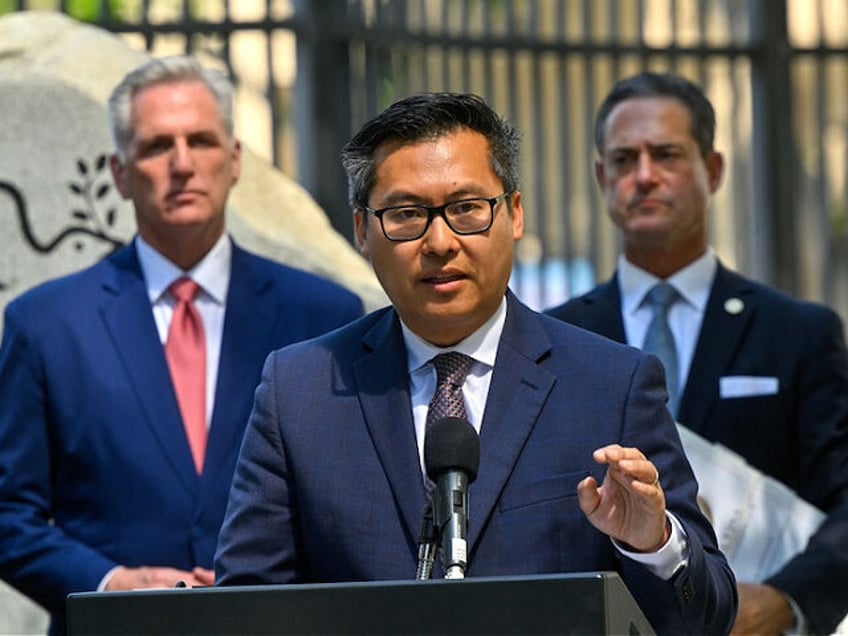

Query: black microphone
[424,416,480,579]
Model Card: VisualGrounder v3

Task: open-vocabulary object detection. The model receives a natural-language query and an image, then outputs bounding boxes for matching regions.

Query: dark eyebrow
[376,188,489,208]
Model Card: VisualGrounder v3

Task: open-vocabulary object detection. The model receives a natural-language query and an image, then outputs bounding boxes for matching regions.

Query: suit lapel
[677,265,756,433]
[468,294,555,554]
[353,310,427,549]
[203,245,276,489]
[573,277,626,343]
[98,245,198,496]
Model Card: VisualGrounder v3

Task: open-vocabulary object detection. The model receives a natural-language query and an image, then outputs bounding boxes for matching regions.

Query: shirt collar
[402,295,507,374]
[619,248,717,316]
[135,233,231,305]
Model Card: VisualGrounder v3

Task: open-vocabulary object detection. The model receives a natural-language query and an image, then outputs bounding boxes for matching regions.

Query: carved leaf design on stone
[65,154,123,248]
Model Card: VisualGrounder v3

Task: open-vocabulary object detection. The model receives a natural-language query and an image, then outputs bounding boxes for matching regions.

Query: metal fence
[8,0,848,318]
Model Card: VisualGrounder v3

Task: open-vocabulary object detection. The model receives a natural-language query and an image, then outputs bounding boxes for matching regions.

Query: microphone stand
[415,501,437,580]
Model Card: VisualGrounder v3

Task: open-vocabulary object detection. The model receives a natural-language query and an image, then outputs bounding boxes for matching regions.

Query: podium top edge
[68,570,619,599]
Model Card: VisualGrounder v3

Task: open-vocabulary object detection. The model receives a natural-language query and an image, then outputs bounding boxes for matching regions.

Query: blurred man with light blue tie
[546,71,848,635]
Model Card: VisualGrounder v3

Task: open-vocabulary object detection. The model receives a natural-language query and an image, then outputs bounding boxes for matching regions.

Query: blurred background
[3,0,847,320]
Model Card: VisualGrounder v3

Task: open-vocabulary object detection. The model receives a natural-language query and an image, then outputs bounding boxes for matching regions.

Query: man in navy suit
[0,56,362,635]
[215,92,737,634]
[545,72,848,634]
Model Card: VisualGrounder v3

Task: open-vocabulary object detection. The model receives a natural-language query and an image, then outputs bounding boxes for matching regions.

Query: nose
[421,214,458,255]
[170,139,194,174]
[635,152,657,187]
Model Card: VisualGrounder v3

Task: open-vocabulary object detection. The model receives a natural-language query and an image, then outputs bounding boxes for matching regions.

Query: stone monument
[0,10,385,634]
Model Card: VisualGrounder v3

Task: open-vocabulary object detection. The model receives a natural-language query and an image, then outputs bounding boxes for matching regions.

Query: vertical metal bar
[555,0,574,305]
[583,0,601,279]
[182,0,192,54]
[815,4,832,303]
[142,0,154,51]
[460,0,470,91]
[528,0,548,308]
[263,0,280,169]
[749,0,797,291]
[293,0,355,241]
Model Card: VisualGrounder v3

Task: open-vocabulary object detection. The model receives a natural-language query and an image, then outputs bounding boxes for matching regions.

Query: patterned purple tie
[426,352,474,427]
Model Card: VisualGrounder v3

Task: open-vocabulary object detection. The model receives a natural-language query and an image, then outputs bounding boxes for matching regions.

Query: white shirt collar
[619,248,717,317]
[401,296,507,374]
[135,233,231,306]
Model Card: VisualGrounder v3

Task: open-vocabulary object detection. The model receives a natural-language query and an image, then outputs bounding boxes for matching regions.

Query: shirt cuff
[781,592,807,635]
[613,512,689,580]
[97,565,122,592]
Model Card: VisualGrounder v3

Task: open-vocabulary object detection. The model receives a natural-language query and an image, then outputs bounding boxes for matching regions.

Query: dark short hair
[594,72,716,158]
[341,92,521,209]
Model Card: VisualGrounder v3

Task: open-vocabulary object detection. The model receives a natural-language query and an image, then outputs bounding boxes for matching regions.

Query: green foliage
[0,1,126,22]
[64,0,124,22]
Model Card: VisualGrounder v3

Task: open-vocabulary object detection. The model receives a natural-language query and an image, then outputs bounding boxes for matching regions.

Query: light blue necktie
[642,283,680,418]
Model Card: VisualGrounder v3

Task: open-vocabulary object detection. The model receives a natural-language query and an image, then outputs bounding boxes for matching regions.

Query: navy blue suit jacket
[216,292,737,635]
[545,264,848,634]
[0,239,363,634]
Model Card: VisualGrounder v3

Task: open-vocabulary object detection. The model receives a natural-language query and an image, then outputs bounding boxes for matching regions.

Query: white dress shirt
[135,233,232,429]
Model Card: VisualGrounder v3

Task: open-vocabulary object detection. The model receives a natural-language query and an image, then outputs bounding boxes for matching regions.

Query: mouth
[421,271,466,287]
[167,189,203,203]
[629,196,668,212]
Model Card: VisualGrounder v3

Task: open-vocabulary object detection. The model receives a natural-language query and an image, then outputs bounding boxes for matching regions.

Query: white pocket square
[720,375,779,398]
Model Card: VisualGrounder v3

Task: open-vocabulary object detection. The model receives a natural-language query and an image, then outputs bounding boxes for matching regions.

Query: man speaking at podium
[215,92,737,634]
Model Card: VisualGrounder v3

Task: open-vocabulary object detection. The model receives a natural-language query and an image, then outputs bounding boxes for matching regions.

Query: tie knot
[169,277,201,303]
[431,352,474,388]
[645,283,678,312]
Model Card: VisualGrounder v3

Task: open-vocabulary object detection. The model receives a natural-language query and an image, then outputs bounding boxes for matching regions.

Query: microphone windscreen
[424,417,480,483]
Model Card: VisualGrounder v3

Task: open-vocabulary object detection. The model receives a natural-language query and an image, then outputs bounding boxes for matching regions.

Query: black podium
[67,571,655,635]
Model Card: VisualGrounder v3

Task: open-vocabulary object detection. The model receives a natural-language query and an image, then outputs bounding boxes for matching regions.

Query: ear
[508,191,524,241]
[109,154,131,200]
[706,151,724,193]
[594,159,606,190]
[353,209,370,258]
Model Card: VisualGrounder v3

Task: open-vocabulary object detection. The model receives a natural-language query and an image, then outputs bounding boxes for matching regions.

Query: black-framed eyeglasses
[363,191,512,242]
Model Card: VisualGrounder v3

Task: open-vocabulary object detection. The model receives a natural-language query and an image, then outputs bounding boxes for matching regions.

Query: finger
[591,444,624,464]
[604,457,658,486]
[577,475,600,516]
[193,567,215,585]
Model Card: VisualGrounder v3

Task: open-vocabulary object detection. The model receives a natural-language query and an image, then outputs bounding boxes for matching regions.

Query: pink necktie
[165,277,207,474]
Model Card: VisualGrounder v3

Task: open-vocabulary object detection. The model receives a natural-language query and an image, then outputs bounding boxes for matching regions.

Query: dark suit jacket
[545,263,848,634]
[215,292,737,635]
[0,238,363,634]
